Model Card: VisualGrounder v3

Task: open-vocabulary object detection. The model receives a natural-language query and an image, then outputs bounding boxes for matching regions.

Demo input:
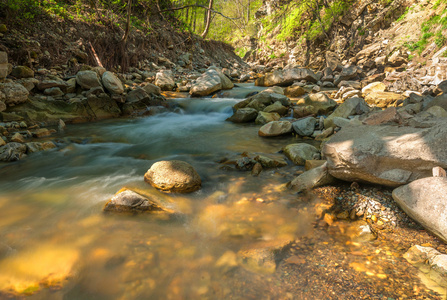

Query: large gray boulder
[323,121,447,187]
[0,82,29,106]
[393,177,447,243]
[102,71,124,94]
[190,69,223,97]
[76,70,102,90]
[144,160,201,193]
[213,67,234,90]
[255,68,318,87]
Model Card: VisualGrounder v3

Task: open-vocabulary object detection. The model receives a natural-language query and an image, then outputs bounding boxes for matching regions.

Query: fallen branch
[89,41,103,68]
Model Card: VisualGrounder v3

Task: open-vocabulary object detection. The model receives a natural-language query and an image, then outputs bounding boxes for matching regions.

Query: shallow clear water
[0,96,314,299]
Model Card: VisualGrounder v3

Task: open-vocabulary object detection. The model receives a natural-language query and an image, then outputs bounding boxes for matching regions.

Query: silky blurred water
[0,95,313,299]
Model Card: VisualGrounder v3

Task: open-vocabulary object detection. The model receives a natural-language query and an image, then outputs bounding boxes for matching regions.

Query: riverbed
[0,90,444,299]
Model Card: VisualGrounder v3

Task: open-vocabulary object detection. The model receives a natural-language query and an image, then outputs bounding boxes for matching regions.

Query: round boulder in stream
[144,160,201,193]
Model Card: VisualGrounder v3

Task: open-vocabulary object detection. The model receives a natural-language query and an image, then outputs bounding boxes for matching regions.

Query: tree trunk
[247,0,250,24]
[201,0,213,39]
[121,0,132,44]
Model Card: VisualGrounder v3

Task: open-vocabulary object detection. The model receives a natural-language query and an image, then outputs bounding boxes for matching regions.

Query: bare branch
[157,5,241,20]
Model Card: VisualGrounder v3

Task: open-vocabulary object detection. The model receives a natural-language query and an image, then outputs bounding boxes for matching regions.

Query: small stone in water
[336,211,349,220]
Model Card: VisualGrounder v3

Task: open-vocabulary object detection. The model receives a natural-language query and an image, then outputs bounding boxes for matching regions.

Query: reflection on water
[0,97,310,299]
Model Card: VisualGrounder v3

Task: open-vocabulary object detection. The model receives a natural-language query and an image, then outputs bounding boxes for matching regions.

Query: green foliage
[422,32,434,39]
[357,26,366,36]
[276,0,351,42]
[236,47,249,58]
[404,5,447,55]
[434,0,447,9]
[276,2,307,41]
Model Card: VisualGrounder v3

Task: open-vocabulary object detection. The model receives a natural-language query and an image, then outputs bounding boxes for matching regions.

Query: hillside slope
[0,0,245,74]
[241,0,446,75]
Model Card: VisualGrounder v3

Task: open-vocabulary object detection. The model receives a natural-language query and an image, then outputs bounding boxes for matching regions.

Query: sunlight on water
[0,95,312,299]
[0,93,437,299]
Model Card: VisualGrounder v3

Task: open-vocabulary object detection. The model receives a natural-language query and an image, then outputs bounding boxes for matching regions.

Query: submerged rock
[344,220,376,242]
[237,239,293,274]
[0,244,79,296]
[104,188,174,213]
[25,141,57,153]
[404,245,447,288]
[144,160,201,193]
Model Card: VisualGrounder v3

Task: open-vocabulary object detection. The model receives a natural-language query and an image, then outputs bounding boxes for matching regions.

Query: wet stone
[144,160,201,193]
[104,188,174,213]
[237,239,293,274]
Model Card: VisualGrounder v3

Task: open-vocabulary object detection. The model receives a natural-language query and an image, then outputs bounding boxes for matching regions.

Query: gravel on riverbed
[275,184,446,299]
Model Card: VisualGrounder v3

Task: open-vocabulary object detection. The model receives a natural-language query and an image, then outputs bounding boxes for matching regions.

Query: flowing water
[0,87,444,299]
[0,91,316,299]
